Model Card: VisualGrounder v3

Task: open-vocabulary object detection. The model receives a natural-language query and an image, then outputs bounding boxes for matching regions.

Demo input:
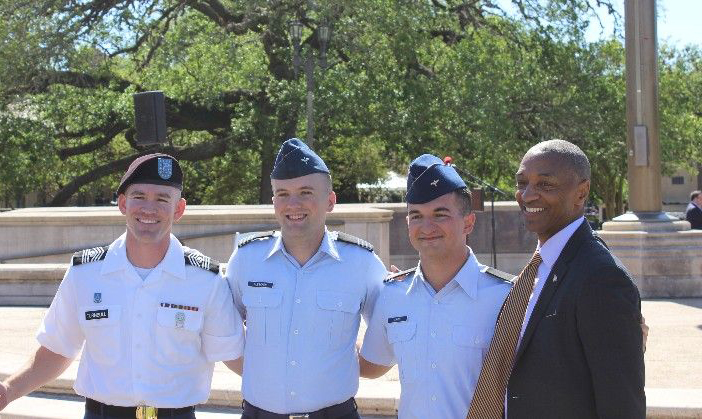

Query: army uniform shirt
[361,250,512,419]
[37,233,244,408]
[226,229,386,414]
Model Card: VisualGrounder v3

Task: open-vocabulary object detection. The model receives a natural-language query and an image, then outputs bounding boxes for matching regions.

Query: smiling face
[407,192,476,260]
[515,152,590,244]
[118,183,186,248]
[271,173,336,240]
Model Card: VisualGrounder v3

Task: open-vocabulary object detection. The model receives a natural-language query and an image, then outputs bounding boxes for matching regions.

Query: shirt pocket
[386,320,418,383]
[242,289,283,347]
[316,290,361,350]
[78,305,121,365]
[155,307,204,365]
[452,324,492,361]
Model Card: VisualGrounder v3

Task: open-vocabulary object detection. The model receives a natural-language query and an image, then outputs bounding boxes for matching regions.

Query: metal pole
[305,48,315,148]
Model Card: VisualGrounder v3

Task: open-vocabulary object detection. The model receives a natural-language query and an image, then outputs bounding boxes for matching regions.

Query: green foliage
[0,0,698,217]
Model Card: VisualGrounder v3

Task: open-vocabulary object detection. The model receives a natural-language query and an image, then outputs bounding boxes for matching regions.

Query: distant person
[0,154,244,418]
[686,190,702,229]
[468,140,645,419]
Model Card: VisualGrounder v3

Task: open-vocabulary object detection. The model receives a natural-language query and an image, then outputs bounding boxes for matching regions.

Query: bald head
[525,139,591,182]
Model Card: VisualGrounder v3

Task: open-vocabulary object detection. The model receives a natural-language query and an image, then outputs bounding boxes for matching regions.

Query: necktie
[466,251,543,419]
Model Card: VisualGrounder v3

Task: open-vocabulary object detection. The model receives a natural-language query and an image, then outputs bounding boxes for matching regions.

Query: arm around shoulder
[576,265,646,418]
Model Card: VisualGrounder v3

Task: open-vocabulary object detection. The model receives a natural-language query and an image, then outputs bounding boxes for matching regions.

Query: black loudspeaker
[133,91,167,145]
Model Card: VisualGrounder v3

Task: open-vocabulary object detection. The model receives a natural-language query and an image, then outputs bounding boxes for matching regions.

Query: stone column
[598,0,702,297]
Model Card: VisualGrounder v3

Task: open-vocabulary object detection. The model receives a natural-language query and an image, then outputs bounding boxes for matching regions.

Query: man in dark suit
[470,140,645,419]
[686,190,702,229]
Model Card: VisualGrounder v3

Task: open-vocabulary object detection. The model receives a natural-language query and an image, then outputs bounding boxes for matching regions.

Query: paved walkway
[1,299,701,418]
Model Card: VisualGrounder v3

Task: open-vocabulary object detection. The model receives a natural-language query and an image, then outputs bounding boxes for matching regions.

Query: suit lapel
[513,219,591,364]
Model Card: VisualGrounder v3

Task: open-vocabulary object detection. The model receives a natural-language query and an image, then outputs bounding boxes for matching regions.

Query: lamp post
[288,20,330,149]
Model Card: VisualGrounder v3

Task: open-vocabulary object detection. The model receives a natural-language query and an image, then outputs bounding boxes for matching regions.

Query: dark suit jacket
[506,220,645,419]
[686,203,702,229]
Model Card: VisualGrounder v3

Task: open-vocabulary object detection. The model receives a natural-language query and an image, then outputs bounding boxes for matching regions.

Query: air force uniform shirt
[361,250,512,419]
[226,229,386,414]
[37,233,244,408]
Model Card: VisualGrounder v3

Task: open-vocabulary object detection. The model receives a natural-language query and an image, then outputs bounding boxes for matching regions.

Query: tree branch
[48,132,234,206]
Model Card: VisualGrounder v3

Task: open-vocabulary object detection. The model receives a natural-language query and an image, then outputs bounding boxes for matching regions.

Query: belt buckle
[136,406,158,419]
[289,415,310,419]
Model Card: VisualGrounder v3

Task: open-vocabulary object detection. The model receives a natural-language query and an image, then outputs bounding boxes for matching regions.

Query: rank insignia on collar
[175,312,185,328]
[157,157,173,180]
[93,292,102,304]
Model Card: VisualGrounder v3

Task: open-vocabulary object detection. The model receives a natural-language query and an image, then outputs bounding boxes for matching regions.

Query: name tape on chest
[85,309,109,320]
[248,281,274,288]
[388,315,408,323]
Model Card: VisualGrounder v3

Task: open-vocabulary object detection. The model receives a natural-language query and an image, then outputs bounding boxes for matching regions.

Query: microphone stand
[444,158,511,269]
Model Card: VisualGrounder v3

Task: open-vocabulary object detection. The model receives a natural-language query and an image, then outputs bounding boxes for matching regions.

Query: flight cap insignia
[157,157,173,180]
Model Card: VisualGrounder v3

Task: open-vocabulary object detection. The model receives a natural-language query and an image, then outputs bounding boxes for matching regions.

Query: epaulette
[384,267,416,283]
[334,231,373,252]
[484,267,516,284]
[71,246,109,266]
[184,249,220,274]
[238,231,276,248]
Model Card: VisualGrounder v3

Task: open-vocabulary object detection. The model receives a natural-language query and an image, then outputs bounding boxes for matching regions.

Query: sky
[585,0,701,47]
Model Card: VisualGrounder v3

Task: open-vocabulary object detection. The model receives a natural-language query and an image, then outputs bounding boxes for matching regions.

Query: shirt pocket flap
[79,305,120,327]
[157,307,203,332]
[387,321,416,343]
[452,325,491,348]
[316,290,359,314]
[242,289,283,308]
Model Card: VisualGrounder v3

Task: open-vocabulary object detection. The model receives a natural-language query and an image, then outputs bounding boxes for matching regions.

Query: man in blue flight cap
[359,154,514,418]
[225,138,387,419]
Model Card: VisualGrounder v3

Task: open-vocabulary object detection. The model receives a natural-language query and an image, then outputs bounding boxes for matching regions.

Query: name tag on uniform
[388,316,407,323]
[85,309,108,320]
[248,281,274,288]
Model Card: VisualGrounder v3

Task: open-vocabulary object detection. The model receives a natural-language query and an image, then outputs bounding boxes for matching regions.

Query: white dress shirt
[518,216,585,344]
[37,233,244,408]
[226,229,386,414]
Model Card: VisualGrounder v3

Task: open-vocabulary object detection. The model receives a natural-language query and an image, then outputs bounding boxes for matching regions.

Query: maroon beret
[117,153,183,195]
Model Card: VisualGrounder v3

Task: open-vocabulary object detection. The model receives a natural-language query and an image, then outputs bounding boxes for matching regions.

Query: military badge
[430,179,439,187]
[175,311,185,328]
[301,157,310,164]
[157,157,173,180]
[93,292,102,304]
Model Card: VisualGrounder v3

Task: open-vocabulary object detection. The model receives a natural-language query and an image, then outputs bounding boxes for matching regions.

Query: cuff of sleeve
[360,346,395,368]
[36,332,80,360]
[202,333,244,363]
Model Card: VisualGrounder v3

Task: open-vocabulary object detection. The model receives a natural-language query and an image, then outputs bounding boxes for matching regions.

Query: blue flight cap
[406,154,466,204]
[270,138,330,179]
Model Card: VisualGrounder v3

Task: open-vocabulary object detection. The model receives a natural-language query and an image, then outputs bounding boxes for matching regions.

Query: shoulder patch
[184,250,220,274]
[237,231,276,248]
[334,231,373,252]
[71,246,109,266]
[384,267,417,284]
[484,267,516,284]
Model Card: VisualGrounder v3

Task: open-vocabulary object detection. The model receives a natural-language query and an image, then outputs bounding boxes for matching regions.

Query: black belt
[85,398,195,418]
[242,398,357,419]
